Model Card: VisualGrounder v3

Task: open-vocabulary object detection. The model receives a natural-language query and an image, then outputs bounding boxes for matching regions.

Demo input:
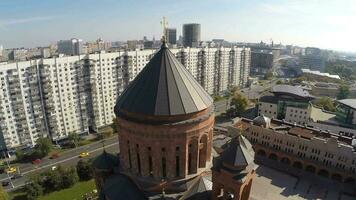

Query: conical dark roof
[92,150,119,171]
[115,43,213,117]
[181,176,212,200]
[221,134,255,169]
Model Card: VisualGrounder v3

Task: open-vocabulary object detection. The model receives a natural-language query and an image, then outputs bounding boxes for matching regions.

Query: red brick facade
[117,108,215,189]
[212,167,255,200]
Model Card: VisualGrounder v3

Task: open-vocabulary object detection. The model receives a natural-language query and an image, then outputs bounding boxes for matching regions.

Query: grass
[10,180,96,200]
[9,188,26,200]
[38,180,96,200]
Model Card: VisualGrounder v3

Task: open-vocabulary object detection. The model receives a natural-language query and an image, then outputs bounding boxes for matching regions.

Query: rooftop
[271,85,314,100]
[235,117,356,148]
[337,99,356,110]
[115,43,213,117]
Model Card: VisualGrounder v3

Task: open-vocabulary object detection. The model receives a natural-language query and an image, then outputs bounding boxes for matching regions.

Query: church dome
[114,43,213,120]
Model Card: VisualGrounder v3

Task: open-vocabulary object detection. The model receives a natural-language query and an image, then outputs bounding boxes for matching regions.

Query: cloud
[0,16,55,28]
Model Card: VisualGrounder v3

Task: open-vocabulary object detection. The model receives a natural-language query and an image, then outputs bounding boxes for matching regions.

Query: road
[240,79,280,99]
[1,136,119,191]
[3,79,280,191]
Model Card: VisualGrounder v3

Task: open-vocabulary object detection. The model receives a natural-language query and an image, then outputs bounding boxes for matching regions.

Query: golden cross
[160,16,168,42]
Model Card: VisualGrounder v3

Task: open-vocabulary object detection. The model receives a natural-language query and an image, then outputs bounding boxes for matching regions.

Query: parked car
[79,152,90,158]
[11,173,23,180]
[1,181,9,187]
[50,153,60,159]
[5,167,17,174]
[32,158,41,165]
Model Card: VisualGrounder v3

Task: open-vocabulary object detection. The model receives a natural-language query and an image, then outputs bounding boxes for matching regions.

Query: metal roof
[92,150,119,171]
[115,43,213,117]
[221,134,255,168]
[180,176,212,200]
[271,84,314,99]
[338,99,356,110]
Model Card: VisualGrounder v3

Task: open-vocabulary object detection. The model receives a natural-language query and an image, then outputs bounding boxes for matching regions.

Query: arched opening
[292,161,303,169]
[344,177,355,185]
[127,146,132,169]
[280,157,291,165]
[268,153,278,161]
[257,149,266,157]
[136,152,141,174]
[162,157,167,178]
[331,173,342,181]
[199,135,208,168]
[188,152,192,174]
[188,139,198,174]
[176,155,180,177]
[148,156,153,176]
[318,169,329,178]
[305,165,316,173]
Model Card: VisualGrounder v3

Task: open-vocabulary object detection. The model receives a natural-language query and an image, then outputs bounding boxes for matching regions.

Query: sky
[0,0,355,52]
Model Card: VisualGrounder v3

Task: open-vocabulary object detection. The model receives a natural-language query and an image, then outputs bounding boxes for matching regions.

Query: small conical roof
[115,43,213,117]
[181,176,212,200]
[92,150,119,171]
[221,134,255,169]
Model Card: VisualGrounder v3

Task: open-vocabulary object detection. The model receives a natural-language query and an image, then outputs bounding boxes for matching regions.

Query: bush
[77,160,94,181]
[61,167,79,189]
[24,181,43,200]
[42,167,63,192]
[35,137,53,157]
[102,129,113,138]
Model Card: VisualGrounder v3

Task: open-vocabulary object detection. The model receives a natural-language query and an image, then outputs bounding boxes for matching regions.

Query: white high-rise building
[0,46,251,151]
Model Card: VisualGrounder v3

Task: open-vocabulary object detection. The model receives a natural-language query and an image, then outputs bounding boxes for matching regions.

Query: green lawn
[38,180,96,200]
[10,180,96,200]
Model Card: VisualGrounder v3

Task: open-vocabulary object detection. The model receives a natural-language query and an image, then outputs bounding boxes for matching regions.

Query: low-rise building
[233,116,356,184]
[257,85,314,125]
[336,99,356,126]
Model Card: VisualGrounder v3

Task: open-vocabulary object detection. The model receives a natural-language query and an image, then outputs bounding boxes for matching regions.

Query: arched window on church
[136,144,141,174]
[176,146,180,177]
[127,140,132,168]
[148,147,153,176]
[162,157,167,178]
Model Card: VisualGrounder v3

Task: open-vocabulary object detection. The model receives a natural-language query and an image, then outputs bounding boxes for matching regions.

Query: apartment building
[0,61,47,148]
[0,46,251,150]
[233,116,356,184]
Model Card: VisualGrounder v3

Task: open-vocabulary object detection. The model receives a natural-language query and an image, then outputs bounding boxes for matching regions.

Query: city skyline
[1,0,356,52]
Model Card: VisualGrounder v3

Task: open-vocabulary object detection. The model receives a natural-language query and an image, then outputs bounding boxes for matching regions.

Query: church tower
[212,133,257,200]
[114,39,215,192]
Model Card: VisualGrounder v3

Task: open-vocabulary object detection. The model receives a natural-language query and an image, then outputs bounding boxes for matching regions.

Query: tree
[24,181,43,200]
[67,133,81,148]
[315,97,335,112]
[76,160,94,181]
[0,186,9,200]
[111,118,118,134]
[15,148,25,161]
[42,167,62,192]
[337,84,350,100]
[60,166,79,189]
[264,72,273,80]
[228,92,249,117]
[35,137,52,157]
